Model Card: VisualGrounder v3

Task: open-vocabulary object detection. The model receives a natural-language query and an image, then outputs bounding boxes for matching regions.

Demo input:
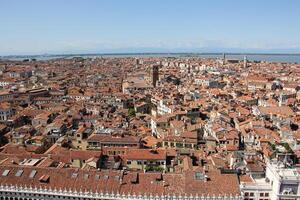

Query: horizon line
[2,52,300,58]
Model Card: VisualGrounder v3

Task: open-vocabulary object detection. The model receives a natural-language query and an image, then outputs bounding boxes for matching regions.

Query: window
[137,161,142,165]
[249,193,254,197]
[176,143,183,148]
[127,161,131,165]
[265,193,269,197]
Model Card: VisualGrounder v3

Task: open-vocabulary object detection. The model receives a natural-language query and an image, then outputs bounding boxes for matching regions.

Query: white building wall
[240,161,300,200]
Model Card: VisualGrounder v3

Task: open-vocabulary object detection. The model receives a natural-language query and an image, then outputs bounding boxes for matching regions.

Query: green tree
[128,108,136,117]
[145,165,164,172]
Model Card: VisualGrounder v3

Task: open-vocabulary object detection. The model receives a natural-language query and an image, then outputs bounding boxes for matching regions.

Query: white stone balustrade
[0,184,243,200]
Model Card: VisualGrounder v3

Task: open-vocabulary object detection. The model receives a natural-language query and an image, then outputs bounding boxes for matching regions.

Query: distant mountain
[1,47,300,57]
[50,47,300,55]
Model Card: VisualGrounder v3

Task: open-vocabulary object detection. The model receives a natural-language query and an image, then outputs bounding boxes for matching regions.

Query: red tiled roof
[126,149,166,160]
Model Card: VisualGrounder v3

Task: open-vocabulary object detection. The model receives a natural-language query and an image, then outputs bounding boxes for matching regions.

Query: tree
[128,108,136,117]
[145,165,164,172]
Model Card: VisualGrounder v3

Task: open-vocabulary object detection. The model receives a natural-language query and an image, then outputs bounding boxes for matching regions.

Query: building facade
[240,161,300,200]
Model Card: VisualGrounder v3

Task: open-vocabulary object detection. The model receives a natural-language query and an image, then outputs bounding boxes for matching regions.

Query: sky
[0,0,300,55]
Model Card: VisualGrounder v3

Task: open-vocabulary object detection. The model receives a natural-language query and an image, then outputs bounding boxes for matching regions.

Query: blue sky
[0,0,300,55]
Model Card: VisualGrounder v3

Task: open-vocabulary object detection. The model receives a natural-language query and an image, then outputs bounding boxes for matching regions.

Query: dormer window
[39,174,50,183]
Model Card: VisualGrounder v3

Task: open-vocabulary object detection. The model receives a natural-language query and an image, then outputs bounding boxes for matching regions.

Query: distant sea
[1,53,300,63]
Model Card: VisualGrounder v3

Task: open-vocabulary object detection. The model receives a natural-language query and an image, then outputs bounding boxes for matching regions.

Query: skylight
[84,174,89,180]
[195,172,205,180]
[71,173,78,178]
[2,169,10,176]
[15,170,24,177]
[29,170,37,178]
